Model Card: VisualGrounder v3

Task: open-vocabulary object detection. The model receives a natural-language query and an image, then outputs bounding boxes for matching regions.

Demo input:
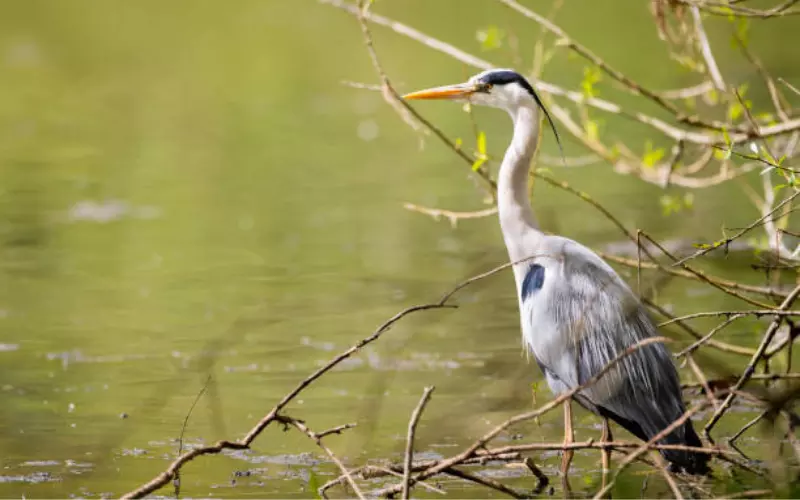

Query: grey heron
[403,69,710,478]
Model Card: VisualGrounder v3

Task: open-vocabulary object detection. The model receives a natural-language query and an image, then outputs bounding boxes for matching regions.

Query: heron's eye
[478,83,493,93]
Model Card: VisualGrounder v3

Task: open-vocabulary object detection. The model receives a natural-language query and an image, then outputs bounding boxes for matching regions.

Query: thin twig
[728,409,769,456]
[675,314,746,358]
[403,203,498,227]
[690,5,726,91]
[276,416,364,500]
[174,375,212,498]
[598,251,787,299]
[402,386,435,499]
[705,283,800,441]
[523,457,549,494]
[443,467,529,499]
[645,297,756,356]
[673,190,800,267]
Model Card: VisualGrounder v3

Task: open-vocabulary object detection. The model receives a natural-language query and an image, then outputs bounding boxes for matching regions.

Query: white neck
[497,104,544,265]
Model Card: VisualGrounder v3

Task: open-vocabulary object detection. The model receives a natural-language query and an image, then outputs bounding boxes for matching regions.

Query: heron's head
[403,69,540,112]
[403,68,564,160]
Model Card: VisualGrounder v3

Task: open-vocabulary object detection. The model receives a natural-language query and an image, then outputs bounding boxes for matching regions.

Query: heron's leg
[600,417,612,489]
[560,399,575,492]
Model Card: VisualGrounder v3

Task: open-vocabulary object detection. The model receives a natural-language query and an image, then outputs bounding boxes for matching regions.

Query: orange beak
[403,83,477,100]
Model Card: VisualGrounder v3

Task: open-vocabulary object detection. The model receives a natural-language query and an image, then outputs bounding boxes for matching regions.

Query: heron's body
[405,69,709,474]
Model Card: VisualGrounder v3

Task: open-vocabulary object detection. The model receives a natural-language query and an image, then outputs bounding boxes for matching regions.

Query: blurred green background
[0,0,797,497]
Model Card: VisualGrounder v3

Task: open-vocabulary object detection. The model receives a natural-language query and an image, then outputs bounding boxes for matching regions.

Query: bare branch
[402,386,435,499]
[705,283,800,441]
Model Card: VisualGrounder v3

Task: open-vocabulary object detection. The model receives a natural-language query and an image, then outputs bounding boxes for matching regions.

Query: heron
[403,69,710,479]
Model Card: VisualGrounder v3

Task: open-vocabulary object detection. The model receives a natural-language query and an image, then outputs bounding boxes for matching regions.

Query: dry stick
[485,440,763,478]
[486,440,726,458]
[367,466,446,495]
[344,439,755,496]
[728,409,770,455]
[687,353,721,411]
[682,373,800,390]
[705,283,800,441]
[321,461,466,497]
[779,77,800,97]
[639,231,774,309]
[782,410,800,463]
[174,375,212,498]
[672,190,800,267]
[690,5,726,91]
[675,314,746,358]
[657,81,715,99]
[443,467,529,499]
[662,309,800,326]
[598,252,786,299]
[765,322,800,358]
[402,386,435,499]
[733,33,791,123]
[523,457,549,494]
[373,337,670,497]
[316,422,358,439]
[652,453,685,500]
[644,298,756,356]
[275,416,365,500]
[403,203,498,228]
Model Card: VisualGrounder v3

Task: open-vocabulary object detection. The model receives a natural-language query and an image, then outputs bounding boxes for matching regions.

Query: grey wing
[544,248,687,441]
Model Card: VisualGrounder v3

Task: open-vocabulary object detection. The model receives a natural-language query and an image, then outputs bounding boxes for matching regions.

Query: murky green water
[0,1,797,498]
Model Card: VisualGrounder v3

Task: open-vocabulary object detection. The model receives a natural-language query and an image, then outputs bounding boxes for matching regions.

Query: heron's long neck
[498,104,543,263]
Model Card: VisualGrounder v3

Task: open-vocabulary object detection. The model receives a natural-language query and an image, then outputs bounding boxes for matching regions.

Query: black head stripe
[479,70,566,165]
[479,70,536,95]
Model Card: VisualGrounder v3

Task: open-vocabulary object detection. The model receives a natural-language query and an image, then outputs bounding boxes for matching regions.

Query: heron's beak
[403,82,476,100]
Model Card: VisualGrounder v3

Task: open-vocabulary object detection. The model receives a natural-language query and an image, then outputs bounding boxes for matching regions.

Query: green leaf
[643,140,665,168]
[581,66,602,98]
[728,102,743,122]
[472,131,488,171]
[476,25,504,51]
[736,18,749,47]
[659,193,693,217]
[737,82,749,97]
[308,470,322,499]
[713,147,731,161]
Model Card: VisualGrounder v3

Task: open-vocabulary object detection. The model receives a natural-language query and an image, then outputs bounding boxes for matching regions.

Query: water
[0,1,796,497]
